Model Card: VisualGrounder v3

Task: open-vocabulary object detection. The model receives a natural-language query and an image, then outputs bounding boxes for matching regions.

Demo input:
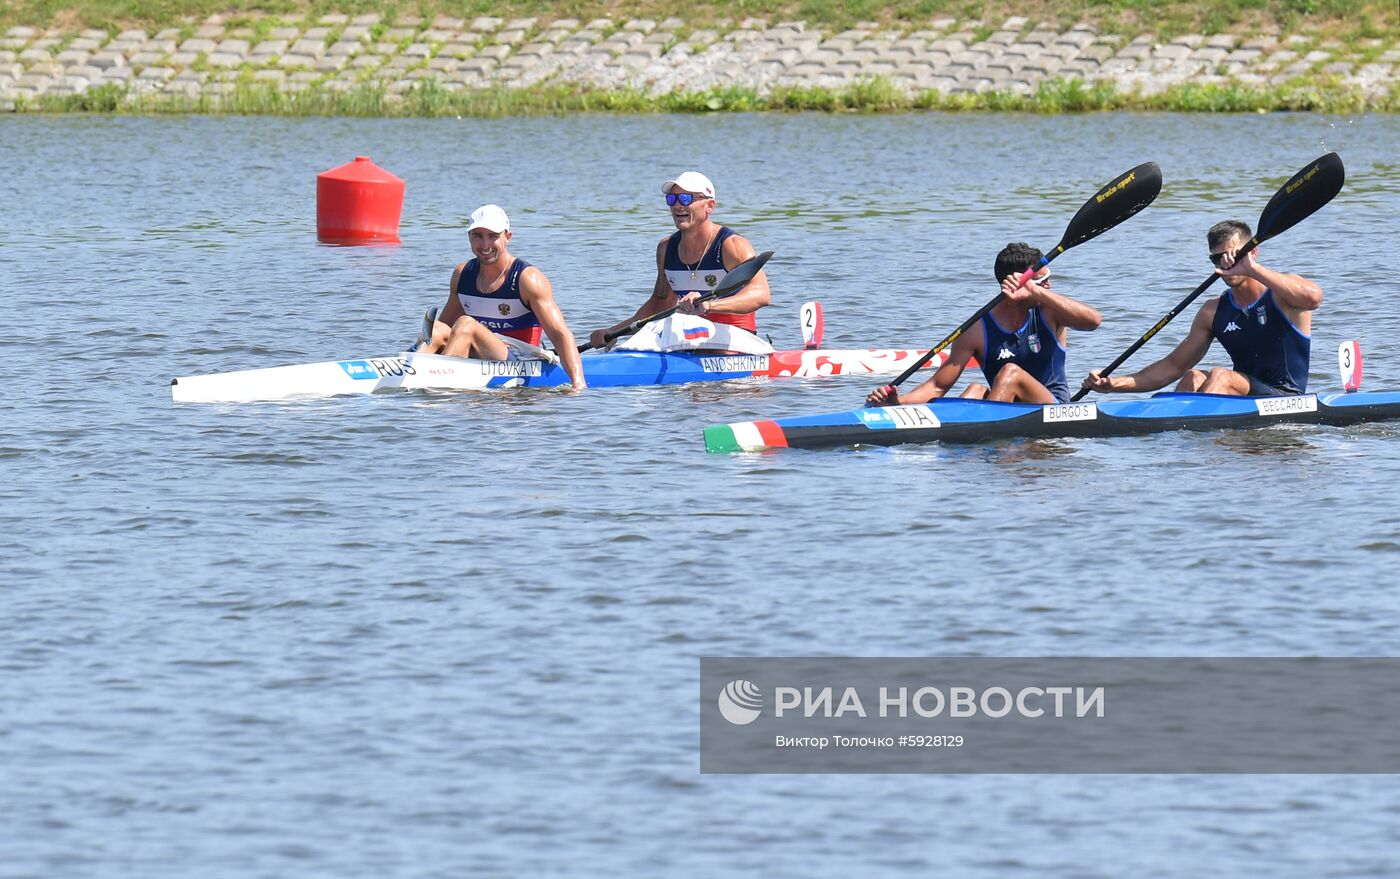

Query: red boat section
[757,349,975,378]
[755,421,789,448]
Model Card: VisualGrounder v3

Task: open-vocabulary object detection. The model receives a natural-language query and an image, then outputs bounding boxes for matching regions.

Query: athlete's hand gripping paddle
[1072,152,1345,402]
[868,162,1162,404]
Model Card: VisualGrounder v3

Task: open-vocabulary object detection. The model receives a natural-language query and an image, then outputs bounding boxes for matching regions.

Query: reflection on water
[1210,426,1320,455]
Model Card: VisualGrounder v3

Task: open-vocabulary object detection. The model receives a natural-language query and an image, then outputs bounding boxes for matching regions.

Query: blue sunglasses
[666,193,710,207]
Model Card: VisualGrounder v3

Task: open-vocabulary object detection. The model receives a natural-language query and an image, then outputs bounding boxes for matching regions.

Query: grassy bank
[29,74,1398,116]
[5,0,1398,44]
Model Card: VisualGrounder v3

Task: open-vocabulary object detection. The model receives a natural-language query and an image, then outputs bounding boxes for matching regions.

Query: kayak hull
[703,392,1400,452]
[171,347,939,403]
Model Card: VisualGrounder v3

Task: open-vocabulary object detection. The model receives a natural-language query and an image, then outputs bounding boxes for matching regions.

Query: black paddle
[578,250,774,353]
[1072,151,1345,402]
[871,162,1163,401]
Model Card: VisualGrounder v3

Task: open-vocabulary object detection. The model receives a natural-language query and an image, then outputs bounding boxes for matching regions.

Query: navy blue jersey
[663,226,755,331]
[664,226,734,293]
[456,257,541,344]
[980,308,1069,403]
[1211,289,1310,394]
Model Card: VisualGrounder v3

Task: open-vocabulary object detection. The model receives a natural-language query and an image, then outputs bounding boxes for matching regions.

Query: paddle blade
[1255,152,1344,244]
[712,250,774,298]
[1338,340,1363,392]
[1058,162,1163,252]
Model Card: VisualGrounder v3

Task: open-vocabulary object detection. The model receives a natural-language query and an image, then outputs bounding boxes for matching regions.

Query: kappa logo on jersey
[1223,321,1241,333]
[997,346,1016,360]
[1257,308,1267,325]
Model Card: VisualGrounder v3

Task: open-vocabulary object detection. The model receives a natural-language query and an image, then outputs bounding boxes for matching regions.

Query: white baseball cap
[662,171,715,199]
[467,204,510,233]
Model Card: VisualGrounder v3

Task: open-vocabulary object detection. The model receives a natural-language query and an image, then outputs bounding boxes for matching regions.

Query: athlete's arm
[1032,285,1102,333]
[1083,301,1216,393]
[438,263,467,325]
[1221,248,1321,333]
[520,267,586,390]
[695,234,770,317]
[588,240,674,348]
[867,334,977,406]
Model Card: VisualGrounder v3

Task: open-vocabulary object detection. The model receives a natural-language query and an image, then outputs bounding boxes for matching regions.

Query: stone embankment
[2,13,1396,110]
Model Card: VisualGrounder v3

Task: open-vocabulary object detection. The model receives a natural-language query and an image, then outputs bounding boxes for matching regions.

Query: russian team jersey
[456,257,542,345]
[663,227,756,332]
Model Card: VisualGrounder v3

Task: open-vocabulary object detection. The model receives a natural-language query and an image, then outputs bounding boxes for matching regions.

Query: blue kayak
[704,391,1400,452]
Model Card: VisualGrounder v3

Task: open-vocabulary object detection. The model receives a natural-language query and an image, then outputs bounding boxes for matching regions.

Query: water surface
[2,111,1399,877]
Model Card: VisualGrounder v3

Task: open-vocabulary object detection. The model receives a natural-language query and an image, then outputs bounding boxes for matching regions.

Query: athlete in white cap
[419,204,587,389]
[587,171,770,349]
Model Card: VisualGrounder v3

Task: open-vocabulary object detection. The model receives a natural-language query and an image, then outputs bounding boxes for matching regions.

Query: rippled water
[3,111,1400,877]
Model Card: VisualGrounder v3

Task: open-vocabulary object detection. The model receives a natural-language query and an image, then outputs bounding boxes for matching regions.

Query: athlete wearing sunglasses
[1082,218,1323,398]
[588,171,770,350]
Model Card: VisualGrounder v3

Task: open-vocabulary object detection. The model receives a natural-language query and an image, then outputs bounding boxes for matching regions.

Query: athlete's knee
[1175,369,1205,392]
[989,364,1025,393]
[961,383,988,399]
[451,315,479,333]
[1200,367,1243,394]
[996,363,1026,382]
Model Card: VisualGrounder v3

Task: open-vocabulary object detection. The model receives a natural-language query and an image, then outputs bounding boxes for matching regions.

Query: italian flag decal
[703,420,788,453]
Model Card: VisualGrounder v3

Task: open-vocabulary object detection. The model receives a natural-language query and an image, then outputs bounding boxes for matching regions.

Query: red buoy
[316,156,404,244]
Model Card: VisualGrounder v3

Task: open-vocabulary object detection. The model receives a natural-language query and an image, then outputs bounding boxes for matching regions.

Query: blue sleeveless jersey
[664,226,734,293]
[979,308,1069,403]
[455,257,541,344]
[662,226,754,331]
[1210,289,1310,393]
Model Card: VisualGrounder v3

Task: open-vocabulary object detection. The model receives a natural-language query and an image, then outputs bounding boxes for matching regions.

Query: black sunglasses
[1209,251,1230,267]
[666,193,710,207]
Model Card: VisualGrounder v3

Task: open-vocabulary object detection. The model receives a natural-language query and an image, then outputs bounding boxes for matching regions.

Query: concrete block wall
[1,14,1393,110]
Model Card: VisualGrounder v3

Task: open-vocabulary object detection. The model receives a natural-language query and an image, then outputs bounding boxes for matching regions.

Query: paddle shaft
[578,250,772,353]
[1069,272,1222,401]
[1074,152,1344,402]
[1070,211,1316,401]
[579,287,733,353]
[878,161,1161,394]
[882,262,1051,389]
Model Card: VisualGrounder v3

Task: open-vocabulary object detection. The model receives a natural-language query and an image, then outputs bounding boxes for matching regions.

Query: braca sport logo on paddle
[718,680,763,725]
[1094,168,1138,204]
